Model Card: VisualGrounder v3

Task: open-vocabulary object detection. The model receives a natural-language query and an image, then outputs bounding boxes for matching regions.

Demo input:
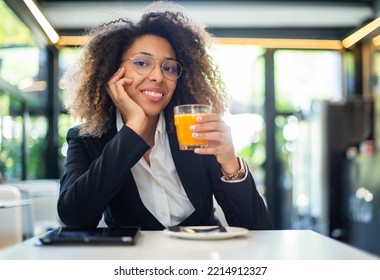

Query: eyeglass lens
[131,55,182,80]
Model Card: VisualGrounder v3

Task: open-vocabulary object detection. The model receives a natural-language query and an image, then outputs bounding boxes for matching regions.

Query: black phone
[38,226,141,245]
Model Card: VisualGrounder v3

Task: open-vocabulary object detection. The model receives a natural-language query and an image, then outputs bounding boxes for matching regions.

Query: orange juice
[174,104,213,150]
[174,113,208,150]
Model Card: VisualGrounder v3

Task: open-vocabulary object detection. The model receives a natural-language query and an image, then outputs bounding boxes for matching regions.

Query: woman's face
[120,34,178,118]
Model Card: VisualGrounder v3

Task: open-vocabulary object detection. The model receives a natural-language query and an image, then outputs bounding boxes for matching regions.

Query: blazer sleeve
[210,158,272,230]
[58,125,150,227]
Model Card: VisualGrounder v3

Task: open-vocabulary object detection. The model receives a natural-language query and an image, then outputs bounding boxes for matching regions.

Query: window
[0,0,47,181]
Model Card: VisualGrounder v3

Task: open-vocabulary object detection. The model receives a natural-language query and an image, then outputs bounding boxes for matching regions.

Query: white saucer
[163,226,249,240]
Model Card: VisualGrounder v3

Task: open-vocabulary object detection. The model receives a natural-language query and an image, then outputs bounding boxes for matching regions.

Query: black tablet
[38,227,141,245]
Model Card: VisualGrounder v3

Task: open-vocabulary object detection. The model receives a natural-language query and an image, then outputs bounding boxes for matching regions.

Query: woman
[58,2,271,230]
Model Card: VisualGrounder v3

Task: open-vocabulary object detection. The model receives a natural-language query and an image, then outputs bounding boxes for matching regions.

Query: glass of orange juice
[174,104,213,150]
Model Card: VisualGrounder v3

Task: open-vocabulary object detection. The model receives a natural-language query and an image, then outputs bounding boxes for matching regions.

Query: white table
[0,230,378,260]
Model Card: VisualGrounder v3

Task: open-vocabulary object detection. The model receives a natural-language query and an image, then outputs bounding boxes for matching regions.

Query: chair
[12,187,35,240]
[11,179,62,235]
[0,185,28,249]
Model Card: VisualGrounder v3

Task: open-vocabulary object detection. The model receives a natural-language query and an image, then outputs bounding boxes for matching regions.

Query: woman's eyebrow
[137,51,152,56]
[136,51,177,61]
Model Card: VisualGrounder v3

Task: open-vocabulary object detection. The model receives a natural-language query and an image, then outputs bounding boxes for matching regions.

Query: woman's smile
[140,88,165,102]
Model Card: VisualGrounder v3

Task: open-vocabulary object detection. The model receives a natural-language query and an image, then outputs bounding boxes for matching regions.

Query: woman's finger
[191,118,229,134]
[107,67,127,95]
[108,67,125,84]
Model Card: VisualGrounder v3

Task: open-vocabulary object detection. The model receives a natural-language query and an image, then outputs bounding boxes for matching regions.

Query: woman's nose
[148,64,164,83]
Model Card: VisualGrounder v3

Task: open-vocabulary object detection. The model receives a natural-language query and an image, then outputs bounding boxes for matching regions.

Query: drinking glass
[174,104,213,150]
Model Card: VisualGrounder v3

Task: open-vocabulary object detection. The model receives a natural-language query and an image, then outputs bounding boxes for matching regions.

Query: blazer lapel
[100,117,165,229]
[168,131,205,217]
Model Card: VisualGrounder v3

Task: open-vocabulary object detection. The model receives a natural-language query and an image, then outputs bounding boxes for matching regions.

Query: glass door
[213,44,267,202]
[214,44,344,230]
[274,49,343,230]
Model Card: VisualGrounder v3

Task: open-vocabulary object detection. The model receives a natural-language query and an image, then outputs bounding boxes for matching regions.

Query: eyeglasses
[123,54,183,80]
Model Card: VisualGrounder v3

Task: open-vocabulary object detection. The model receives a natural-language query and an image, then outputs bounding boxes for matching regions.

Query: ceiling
[7,0,380,41]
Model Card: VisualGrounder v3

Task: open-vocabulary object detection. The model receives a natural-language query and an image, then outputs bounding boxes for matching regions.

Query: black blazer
[58,118,271,230]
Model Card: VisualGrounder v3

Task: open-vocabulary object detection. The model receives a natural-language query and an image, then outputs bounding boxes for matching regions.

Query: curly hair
[62,3,227,137]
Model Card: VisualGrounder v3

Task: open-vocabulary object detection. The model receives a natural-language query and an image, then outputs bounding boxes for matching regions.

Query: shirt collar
[116,110,166,143]
[156,112,165,136]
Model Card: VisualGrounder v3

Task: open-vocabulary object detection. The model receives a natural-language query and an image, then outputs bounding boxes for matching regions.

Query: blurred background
[1,0,379,256]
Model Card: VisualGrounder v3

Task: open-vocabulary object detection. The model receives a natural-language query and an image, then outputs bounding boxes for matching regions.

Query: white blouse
[116,111,195,227]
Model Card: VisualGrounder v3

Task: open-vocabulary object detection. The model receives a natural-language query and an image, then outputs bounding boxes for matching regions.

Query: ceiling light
[372,34,380,47]
[342,17,380,48]
[217,38,343,50]
[57,36,89,46]
[23,0,60,44]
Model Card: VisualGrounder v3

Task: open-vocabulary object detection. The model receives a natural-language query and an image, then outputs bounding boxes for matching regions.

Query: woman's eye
[133,59,150,68]
[163,66,176,73]
[163,62,179,73]
[134,60,147,67]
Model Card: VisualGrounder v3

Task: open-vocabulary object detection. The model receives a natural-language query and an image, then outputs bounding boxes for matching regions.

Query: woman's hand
[191,114,240,174]
[107,67,147,135]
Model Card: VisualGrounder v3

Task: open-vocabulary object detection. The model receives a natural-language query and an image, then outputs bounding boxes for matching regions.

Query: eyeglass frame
[122,53,183,80]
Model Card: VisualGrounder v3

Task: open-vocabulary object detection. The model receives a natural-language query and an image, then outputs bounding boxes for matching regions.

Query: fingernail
[190,125,196,131]
[192,132,198,138]
[196,116,202,121]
